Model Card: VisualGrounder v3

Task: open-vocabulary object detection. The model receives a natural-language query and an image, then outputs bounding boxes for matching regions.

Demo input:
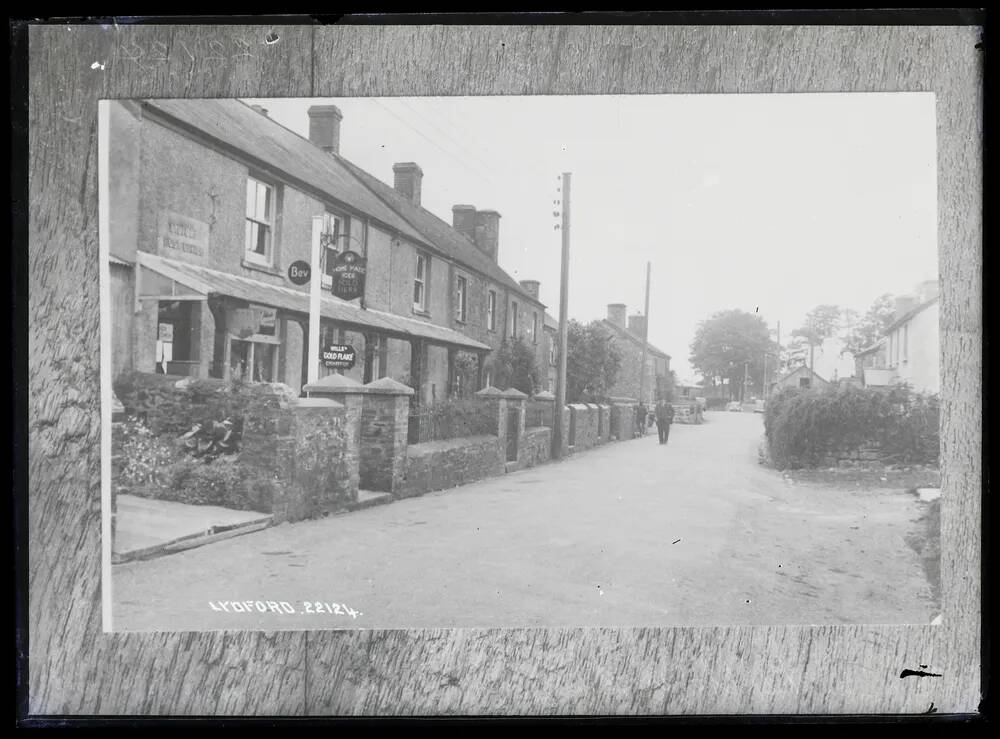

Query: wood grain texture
[26,23,981,716]
[27,24,312,715]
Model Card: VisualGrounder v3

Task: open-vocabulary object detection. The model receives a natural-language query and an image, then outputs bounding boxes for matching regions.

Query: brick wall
[400,435,504,497]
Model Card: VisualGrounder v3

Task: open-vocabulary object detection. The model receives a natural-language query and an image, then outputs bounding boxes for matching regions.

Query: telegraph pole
[637,261,651,406]
[552,173,571,459]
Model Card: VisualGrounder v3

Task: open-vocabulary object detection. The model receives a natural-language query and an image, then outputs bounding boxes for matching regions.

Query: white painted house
[882,281,940,395]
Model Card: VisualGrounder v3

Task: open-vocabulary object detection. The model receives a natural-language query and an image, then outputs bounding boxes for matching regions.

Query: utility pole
[552,173,571,459]
[637,261,651,406]
[307,216,323,386]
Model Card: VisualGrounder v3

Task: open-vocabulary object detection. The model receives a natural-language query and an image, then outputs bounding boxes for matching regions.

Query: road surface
[112,412,938,631]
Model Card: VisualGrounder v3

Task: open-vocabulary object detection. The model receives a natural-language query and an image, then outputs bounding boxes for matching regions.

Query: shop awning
[136,252,491,353]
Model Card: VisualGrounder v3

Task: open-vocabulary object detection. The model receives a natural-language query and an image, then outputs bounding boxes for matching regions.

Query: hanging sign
[157,323,174,342]
[287,260,311,285]
[322,344,357,370]
[331,250,367,302]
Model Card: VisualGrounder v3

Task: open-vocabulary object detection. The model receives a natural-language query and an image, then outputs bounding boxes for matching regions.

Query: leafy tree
[494,336,540,395]
[689,309,777,400]
[792,304,842,370]
[565,319,622,403]
[842,294,896,356]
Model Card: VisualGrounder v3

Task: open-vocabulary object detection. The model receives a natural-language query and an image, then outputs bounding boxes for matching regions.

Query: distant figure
[635,403,647,437]
[655,401,674,445]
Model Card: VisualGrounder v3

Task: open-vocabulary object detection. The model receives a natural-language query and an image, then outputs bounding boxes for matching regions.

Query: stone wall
[520,427,552,469]
[569,403,600,451]
[609,399,636,441]
[818,444,886,468]
[400,435,504,497]
[596,404,612,443]
[113,371,358,522]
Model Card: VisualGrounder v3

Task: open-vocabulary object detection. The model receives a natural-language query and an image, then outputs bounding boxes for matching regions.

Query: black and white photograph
[102,92,943,632]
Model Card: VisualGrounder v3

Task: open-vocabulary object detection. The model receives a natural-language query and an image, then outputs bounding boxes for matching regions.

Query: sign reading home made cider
[331,250,367,302]
[157,211,209,262]
[322,344,357,370]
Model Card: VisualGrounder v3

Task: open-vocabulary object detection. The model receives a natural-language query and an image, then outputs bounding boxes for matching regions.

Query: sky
[245,94,938,382]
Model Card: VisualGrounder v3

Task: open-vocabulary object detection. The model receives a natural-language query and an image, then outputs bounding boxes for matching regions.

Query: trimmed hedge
[764,383,939,470]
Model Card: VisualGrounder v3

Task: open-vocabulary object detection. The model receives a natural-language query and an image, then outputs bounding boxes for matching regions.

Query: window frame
[455,274,468,323]
[244,176,276,267]
[510,300,519,339]
[414,252,428,313]
[487,290,497,332]
[532,311,538,344]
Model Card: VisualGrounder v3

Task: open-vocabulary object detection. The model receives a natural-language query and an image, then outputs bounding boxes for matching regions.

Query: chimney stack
[473,209,501,263]
[607,304,627,329]
[628,314,648,339]
[250,104,269,117]
[916,278,940,303]
[452,205,476,242]
[392,162,423,207]
[519,280,540,300]
[307,105,343,155]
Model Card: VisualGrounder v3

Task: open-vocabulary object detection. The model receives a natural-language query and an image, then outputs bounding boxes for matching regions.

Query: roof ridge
[600,318,670,358]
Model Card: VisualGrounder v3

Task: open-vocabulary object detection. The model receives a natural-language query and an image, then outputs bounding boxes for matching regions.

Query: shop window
[156,300,200,375]
[245,177,275,266]
[229,339,277,383]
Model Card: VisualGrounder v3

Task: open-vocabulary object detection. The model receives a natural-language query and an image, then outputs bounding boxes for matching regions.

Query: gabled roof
[544,312,559,331]
[777,365,828,384]
[338,158,543,306]
[885,294,940,334]
[599,319,670,359]
[856,337,887,356]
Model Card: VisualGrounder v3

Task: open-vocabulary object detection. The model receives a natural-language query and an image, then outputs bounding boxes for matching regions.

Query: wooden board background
[25,24,982,716]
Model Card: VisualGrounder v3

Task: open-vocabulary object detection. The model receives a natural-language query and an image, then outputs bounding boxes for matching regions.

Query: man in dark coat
[655,401,674,445]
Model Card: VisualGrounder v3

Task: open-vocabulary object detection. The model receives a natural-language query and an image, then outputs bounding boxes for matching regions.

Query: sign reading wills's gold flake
[158,211,209,261]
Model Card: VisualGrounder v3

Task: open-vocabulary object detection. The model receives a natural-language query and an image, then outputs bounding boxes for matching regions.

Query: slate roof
[599,319,671,359]
[143,98,542,307]
[138,252,490,352]
[338,158,544,306]
[885,295,940,334]
[144,100,433,248]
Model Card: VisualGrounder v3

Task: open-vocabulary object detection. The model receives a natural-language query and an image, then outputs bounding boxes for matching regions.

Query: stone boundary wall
[400,435,504,497]
[596,404,612,444]
[519,427,552,469]
[569,404,600,451]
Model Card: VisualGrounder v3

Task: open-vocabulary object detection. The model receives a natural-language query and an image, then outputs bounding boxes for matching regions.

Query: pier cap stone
[475,386,504,397]
[363,377,415,395]
[294,396,344,409]
[500,388,529,399]
[531,391,555,401]
[303,373,365,396]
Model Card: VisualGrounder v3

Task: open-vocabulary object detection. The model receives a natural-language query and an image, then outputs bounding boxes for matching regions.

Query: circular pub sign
[322,344,357,370]
[287,260,312,285]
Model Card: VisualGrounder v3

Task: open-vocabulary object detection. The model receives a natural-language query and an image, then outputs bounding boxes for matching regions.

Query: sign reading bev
[322,344,357,370]
[287,260,311,286]
[331,250,367,302]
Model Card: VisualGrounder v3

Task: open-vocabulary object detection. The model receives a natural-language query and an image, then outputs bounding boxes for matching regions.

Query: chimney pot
[307,105,343,155]
[392,162,424,207]
[607,304,627,329]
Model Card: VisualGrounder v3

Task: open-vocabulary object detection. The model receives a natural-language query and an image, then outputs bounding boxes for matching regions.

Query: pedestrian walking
[635,402,647,437]
[655,401,674,445]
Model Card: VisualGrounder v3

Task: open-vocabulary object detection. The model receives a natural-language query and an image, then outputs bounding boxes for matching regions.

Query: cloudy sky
[245,94,938,382]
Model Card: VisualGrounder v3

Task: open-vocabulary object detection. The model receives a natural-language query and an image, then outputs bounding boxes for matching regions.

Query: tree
[494,336,540,395]
[842,294,896,356]
[689,309,777,401]
[565,319,622,403]
[792,304,842,371]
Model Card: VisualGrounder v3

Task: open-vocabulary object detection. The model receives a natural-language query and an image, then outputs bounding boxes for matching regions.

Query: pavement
[113,495,272,563]
[111,412,939,631]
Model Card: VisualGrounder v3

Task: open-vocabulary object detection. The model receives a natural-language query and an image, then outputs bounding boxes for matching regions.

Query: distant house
[542,311,559,392]
[597,303,671,405]
[774,365,829,392]
[881,281,940,394]
[854,337,889,387]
